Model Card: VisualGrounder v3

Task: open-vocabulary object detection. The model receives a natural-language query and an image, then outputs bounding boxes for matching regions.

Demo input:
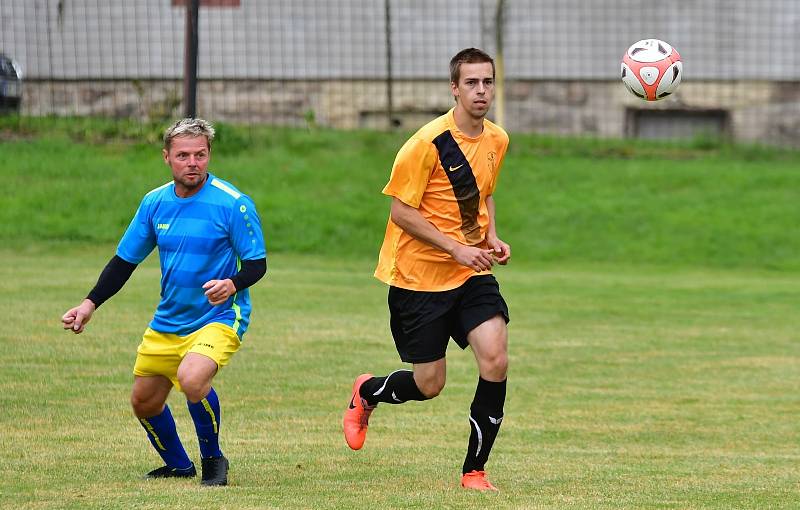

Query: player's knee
[417,375,446,398]
[178,373,209,403]
[480,351,508,381]
[130,393,162,418]
[495,352,509,379]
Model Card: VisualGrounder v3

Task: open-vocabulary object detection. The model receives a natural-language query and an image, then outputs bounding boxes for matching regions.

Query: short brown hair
[449,48,495,84]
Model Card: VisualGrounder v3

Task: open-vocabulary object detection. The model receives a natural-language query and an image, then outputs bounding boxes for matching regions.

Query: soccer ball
[621,39,682,101]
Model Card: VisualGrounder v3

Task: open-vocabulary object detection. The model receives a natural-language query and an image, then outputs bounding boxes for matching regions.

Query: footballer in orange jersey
[344,48,511,492]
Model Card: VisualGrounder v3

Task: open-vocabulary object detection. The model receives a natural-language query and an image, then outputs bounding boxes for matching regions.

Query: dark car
[0,54,22,112]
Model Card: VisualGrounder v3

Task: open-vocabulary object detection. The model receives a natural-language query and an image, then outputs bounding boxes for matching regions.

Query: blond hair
[163,118,215,150]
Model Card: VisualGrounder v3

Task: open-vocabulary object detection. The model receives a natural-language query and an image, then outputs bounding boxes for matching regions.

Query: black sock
[359,370,428,406]
[462,377,507,474]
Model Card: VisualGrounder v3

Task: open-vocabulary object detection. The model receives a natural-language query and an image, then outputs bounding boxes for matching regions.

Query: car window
[0,58,18,79]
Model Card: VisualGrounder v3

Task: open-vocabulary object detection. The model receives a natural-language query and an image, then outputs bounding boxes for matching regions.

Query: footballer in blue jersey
[62,118,266,486]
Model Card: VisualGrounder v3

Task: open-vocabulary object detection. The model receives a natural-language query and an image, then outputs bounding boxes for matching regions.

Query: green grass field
[2,247,798,509]
[1,120,799,508]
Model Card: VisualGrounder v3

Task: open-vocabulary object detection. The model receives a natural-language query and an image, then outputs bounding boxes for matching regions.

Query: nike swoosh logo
[348,396,357,409]
[448,164,464,172]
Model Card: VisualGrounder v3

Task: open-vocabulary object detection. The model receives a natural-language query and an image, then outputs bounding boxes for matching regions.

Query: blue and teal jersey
[116,173,266,338]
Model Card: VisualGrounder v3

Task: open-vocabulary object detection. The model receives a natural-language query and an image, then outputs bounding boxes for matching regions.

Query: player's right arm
[62,195,155,334]
[390,197,495,272]
[62,255,139,334]
[61,299,96,334]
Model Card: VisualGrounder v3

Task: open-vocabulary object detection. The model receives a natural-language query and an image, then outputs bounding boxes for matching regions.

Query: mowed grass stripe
[2,118,800,270]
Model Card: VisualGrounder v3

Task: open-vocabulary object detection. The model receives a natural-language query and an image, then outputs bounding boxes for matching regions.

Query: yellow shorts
[133,322,241,391]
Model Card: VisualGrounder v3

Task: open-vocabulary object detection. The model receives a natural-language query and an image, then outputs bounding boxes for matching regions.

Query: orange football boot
[343,373,377,450]
[460,470,498,491]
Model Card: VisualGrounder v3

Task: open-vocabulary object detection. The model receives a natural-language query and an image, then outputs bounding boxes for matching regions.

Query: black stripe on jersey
[432,130,482,244]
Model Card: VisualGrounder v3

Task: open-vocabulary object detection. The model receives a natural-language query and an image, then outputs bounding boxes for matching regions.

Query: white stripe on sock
[372,369,410,397]
[468,415,483,458]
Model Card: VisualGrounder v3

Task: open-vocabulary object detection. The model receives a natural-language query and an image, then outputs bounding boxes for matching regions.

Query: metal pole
[494,0,505,128]
[385,0,394,129]
[184,0,200,118]
[42,1,56,115]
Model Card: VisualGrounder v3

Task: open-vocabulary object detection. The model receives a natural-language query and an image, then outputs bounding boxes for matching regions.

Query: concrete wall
[21,77,800,146]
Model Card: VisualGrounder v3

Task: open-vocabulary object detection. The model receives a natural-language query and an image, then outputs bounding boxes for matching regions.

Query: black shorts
[388,274,510,364]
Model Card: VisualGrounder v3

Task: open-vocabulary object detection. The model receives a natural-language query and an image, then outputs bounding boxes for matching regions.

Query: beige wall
[20,78,800,146]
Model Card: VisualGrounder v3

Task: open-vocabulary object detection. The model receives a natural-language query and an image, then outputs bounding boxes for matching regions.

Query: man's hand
[202,279,236,306]
[61,299,97,334]
[451,245,496,272]
[487,235,511,265]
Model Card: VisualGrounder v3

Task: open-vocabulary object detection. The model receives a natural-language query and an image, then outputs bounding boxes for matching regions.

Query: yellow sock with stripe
[139,404,193,469]
[187,387,222,459]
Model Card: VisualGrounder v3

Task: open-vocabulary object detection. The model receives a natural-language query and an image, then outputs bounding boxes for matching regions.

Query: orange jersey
[374,108,509,291]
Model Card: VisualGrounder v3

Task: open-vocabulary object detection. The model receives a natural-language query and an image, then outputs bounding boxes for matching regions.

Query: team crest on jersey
[487,151,497,173]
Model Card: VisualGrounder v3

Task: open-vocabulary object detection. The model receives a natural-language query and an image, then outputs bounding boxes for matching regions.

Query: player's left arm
[485,195,511,265]
[203,258,266,305]
[203,194,267,306]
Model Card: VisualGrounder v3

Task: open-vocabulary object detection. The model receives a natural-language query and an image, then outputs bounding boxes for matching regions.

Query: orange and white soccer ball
[621,39,682,101]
